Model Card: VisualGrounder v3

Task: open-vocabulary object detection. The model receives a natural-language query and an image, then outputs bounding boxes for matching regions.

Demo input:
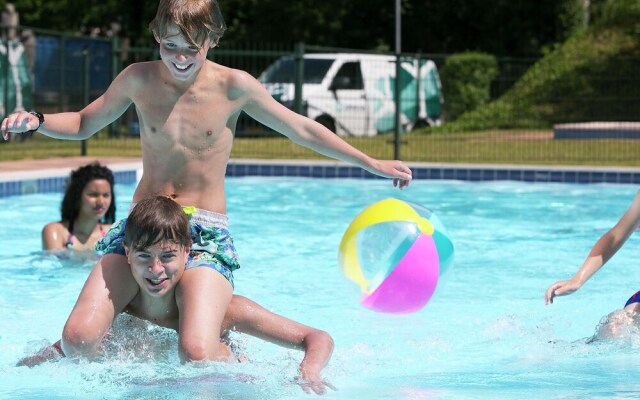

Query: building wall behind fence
[1,25,639,167]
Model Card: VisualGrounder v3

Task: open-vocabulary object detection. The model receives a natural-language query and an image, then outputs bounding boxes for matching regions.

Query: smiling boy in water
[19,196,335,394]
[1,0,411,364]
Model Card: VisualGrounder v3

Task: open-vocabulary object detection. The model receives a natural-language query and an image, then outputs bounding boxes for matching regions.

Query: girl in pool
[21,196,335,394]
[545,190,640,321]
[41,162,116,252]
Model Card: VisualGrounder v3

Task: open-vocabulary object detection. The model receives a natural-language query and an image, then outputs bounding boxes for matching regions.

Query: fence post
[59,35,66,112]
[294,42,304,115]
[2,25,8,119]
[81,44,89,156]
[393,0,401,160]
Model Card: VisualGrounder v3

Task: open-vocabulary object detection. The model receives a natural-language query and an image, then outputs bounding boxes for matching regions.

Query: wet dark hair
[149,0,227,48]
[124,196,191,251]
[61,162,116,231]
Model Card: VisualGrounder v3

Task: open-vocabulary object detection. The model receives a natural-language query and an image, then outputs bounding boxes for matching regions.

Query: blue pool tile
[21,180,38,195]
[225,164,234,176]
[414,168,429,180]
[534,171,550,182]
[285,165,298,176]
[549,171,563,182]
[522,170,535,182]
[8,181,21,196]
[454,169,469,180]
[259,164,273,176]
[324,167,337,178]
[37,179,48,192]
[591,172,605,183]
[496,170,509,180]
[351,167,366,178]
[235,164,247,177]
[442,169,455,180]
[618,173,631,184]
[273,165,285,176]
[362,170,378,179]
[298,165,311,177]
[481,169,495,180]
[563,171,577,183]
[311,166,324,178]
[468,169,482,181]
[247,164,259,176]
[427,168,437,179]
[508,170,522,181]
[337,166,350,178]
[603,172,617,183]
[577,172,591,183]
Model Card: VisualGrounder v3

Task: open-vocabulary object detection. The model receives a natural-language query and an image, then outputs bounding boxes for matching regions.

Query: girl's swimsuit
[625,290,640,308]
[95,206,240,287]
[66,224,106,249]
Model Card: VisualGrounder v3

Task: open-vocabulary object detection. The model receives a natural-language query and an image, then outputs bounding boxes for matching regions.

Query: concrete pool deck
[1,156,640,198]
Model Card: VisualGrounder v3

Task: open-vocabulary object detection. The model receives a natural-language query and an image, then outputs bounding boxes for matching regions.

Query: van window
[331,62,364,90]
[260,58,334,84]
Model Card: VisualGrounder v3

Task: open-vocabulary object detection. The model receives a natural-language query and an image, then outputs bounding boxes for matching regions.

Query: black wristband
[28,111,44,132]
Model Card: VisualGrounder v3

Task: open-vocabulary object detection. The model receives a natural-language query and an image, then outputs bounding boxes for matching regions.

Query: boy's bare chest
[136,87,236,142]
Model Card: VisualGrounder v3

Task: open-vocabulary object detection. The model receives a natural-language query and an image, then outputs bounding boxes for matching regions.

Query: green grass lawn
[1,129,639,167]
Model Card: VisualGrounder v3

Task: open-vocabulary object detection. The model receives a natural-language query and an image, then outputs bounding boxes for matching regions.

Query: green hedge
[439,52,498,121]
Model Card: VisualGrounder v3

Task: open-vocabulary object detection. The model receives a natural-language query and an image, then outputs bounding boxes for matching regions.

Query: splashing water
[2,178,640,399]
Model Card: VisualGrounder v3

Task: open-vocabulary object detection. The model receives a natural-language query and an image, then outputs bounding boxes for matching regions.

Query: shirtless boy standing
[1,0,412,364]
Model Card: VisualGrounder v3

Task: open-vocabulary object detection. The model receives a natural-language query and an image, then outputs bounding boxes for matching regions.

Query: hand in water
[294,375,337,395]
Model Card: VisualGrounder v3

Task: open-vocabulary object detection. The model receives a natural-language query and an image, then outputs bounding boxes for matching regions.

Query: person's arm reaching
[545,190,640,304]
[1,65,137,140]
[223,295,336,395]
[236,70,412,190]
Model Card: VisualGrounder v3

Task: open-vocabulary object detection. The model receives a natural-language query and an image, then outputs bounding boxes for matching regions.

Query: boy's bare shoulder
[208,63,258,89]
[117,61,164,88]
[211,65,264,101]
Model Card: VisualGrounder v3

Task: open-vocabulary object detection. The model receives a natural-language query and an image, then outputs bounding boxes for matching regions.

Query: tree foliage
[2,0,586,55]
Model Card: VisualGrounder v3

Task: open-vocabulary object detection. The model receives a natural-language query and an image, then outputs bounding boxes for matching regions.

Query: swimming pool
[2,177,639,399]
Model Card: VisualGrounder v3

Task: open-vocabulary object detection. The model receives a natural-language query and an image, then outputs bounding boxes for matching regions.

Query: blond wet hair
[149,0,227,48]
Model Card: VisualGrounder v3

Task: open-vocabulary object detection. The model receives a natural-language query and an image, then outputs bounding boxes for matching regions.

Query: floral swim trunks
[95,206,240,287]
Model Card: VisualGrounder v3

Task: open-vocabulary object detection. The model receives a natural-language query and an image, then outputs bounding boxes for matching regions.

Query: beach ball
[338,198,454,314]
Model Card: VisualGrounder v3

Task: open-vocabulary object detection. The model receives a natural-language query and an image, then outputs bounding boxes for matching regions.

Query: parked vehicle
[258,53,443,137]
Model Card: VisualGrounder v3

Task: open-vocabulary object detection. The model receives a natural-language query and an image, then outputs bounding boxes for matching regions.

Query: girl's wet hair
[124,196,191,251]
[149,0,227,48]
[61,162,116,228]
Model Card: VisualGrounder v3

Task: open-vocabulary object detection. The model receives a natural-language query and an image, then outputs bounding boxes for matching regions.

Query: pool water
[1,177,640,399]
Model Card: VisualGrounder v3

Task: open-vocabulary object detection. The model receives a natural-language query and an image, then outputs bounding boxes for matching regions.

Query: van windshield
[259,58,334,84]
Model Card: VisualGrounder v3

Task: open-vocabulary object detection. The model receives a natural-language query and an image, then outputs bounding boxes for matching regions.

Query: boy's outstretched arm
[236,71,412,189]
[1,65,136,140]
[545,190,640,304]
[223,295,336,395]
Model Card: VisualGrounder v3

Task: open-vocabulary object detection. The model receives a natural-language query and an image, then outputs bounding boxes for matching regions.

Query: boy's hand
[371,160,412,190]
[295,372,337,395]
[1,111,39,140]
[545,279,581,305]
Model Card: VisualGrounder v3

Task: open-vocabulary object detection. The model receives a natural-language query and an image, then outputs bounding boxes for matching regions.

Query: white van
[258,53,443,137]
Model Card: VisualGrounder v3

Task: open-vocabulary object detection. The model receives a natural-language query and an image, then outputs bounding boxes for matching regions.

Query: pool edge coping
[1,159,640,198]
